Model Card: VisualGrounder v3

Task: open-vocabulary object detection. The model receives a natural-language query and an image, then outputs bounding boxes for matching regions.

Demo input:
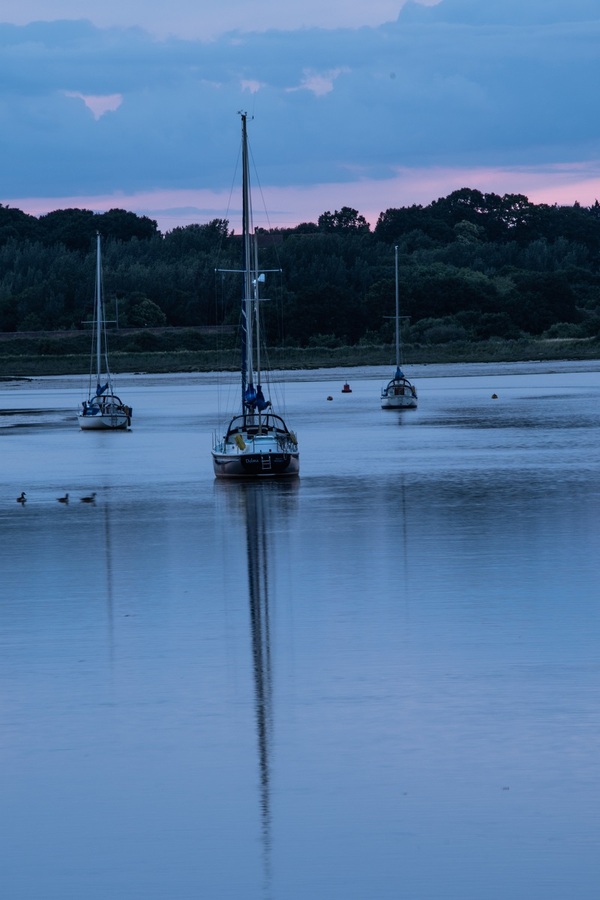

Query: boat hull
[381,393,418,410]
[78,393,131,430]
[213,412,299,478]
[381,378,418,410]
[212,450,299,478]
[78,411,130,430]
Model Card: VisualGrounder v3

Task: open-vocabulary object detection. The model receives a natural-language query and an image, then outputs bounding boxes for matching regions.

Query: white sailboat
[381,244,418,410]
[78,232,132,430]
[212,113,299,478]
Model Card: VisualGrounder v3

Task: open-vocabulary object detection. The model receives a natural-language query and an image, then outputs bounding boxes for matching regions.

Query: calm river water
[1,361,599,900]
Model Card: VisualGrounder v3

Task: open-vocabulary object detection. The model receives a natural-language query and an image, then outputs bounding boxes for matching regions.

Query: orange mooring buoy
[341,382,352,393]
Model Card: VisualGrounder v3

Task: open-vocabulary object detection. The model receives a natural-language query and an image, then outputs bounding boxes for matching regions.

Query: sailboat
[78,233,132,430]
[380,244,418,410]
[212,113,299,478]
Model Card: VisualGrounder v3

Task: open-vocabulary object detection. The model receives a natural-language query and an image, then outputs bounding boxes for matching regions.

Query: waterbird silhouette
[16,492,26,504]
[57,494,69,504]
[80,492,97,503]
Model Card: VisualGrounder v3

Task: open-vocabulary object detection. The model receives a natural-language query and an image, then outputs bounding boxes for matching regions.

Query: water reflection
[245,485,274,893]
[3,368,600,900]
[102,498,115,663]
[217,480,298,897]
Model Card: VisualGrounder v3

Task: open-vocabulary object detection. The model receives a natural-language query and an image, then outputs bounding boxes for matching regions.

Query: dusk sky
[1,0,599,233]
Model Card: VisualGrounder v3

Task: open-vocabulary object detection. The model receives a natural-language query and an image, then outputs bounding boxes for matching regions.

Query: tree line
[1,188,600,347]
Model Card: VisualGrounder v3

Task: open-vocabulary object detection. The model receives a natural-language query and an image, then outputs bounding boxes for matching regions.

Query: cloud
[0,0,599,224]
[64,91,123,119]
[10,160,600,236]
[287,68,349,97]
[405,0,598,25]
[2,0,437,40]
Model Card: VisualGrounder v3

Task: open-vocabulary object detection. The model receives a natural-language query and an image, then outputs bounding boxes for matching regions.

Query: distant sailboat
[212,113,299,477]
[381,245,418,410]
[78,233,132,431]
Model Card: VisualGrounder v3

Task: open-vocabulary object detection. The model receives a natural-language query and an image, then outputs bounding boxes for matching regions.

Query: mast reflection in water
[246,484,273,888]
[221,479,298,895]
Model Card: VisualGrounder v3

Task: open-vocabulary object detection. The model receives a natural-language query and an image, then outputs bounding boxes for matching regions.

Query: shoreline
[1,336,600,378]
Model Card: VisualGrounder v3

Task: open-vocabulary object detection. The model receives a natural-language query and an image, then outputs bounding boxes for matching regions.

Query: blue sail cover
[96,382,109,396]
[255,385,270,412]
[244,383,270,412]
[394,367,405,379]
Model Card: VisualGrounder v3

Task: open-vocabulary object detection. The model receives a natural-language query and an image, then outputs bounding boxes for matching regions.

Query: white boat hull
[381,378,418,410]
[212,449,300,478]
[78,395,131,430]
[381,392,418,410]
[78,411,130,430]
[212,418,299,478]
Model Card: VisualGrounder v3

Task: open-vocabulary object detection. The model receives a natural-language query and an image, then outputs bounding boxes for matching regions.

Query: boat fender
[235,433,246,450]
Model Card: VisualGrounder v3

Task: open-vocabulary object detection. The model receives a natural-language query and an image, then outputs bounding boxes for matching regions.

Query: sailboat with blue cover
[78,232,132,430]
[212,113,299,478]
[381,245,418,410]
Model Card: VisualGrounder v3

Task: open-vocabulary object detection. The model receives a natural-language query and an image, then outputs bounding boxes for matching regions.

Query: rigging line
[247,141,277,241]
[213,270,240,420]
[246,143,287,359]
[214,140,243,273]
[214,129,246,421]
[244,133,290,414]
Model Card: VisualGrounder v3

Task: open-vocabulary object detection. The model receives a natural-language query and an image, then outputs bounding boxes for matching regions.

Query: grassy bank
[1,333,600,378]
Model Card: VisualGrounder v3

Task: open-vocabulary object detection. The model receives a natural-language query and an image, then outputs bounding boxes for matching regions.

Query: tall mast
[253,242,262,388]
[241,112,255,410]
[96,232,102,383]
[394,244,400,370]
